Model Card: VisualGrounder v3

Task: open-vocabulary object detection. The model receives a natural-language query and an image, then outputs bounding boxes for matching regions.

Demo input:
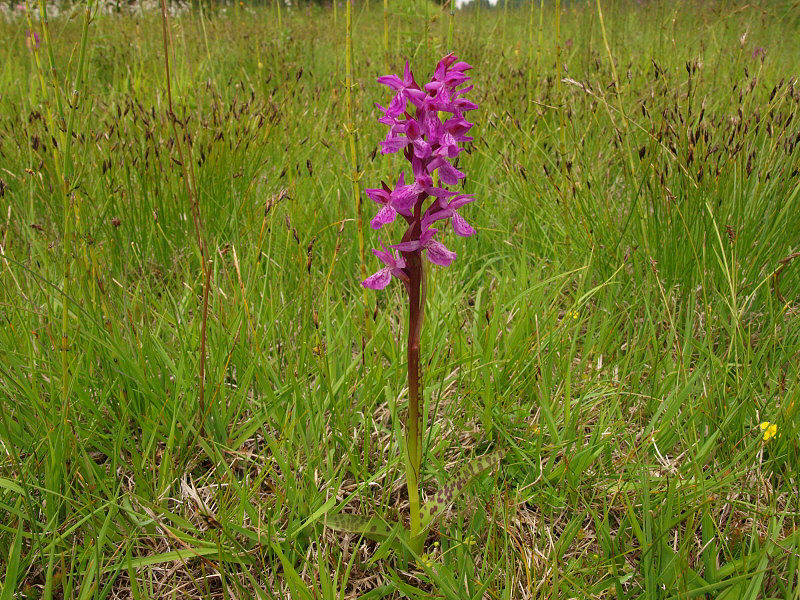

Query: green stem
[535,0,544,100]
[596,0,635,178]
[447,0,454,51]
[555,0,568,215]
[346,0,370,346]
[383,0,389,72]
[36,0,65,125]
[62,0,93,178]
[501,0,508,50]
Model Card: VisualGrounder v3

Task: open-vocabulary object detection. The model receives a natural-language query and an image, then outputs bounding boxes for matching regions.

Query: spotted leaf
[324,513,402,543]
[421,447,506,531]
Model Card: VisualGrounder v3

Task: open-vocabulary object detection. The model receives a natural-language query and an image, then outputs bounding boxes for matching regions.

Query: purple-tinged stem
[404,247,425,553]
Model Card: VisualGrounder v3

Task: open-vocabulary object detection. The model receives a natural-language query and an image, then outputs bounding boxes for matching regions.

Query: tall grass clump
[0,0,798,598]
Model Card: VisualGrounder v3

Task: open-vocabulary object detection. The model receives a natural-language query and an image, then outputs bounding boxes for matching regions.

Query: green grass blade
[0,503,24,600]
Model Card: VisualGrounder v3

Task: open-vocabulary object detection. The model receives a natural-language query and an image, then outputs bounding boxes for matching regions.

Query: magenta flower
[423,194,476,237]
[361,245,409,290]
[377,61,428,115]
[362,53,477,291]
[366,172,419,229]
[358,54,480,554]
[392,227,458,267]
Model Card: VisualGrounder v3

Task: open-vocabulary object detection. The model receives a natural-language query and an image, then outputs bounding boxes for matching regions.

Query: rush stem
[405,249,425,554]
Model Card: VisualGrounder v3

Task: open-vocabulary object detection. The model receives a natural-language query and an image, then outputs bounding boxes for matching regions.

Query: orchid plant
[326,54,505,557]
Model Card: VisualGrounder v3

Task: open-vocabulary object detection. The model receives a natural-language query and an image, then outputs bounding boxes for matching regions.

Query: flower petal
[370,204,397,229]
[365,187,390,205]
[403,61,413,84]
[412,137,432,159]
[452,212,475,237]
[412,157,433,188]
[422,208,452,228]
[373,245,406,268]
[377,74,404,91]
[425,239,457,266]
[380,136,409,154]
[392,239,423,252]
[404,88,427,107]
[433,53,457,80]
[362,268,392,289]
[453,97,479,112]
[390,183,418,216]
[387,93,407,117]
[426,186,456,200]
[428,158,465,186]
[448,194,475,210]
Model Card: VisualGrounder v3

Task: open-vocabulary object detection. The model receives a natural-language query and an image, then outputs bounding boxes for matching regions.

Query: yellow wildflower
[759,421,777,442]
[419,553,435,568]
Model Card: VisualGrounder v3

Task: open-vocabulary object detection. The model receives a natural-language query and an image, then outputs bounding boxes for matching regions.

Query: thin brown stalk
[771,251,800,307]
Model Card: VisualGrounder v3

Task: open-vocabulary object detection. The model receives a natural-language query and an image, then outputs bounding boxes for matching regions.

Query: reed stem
[383,0,389,72]
[447,0,455,51]
[345,0,371,347]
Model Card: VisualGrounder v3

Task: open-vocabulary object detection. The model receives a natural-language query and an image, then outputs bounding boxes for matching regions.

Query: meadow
[1,0,799,597]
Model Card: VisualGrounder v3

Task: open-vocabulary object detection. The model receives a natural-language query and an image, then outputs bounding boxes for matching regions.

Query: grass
[1,0,799,597]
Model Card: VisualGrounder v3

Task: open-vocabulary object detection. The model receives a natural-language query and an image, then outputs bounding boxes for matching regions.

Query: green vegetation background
[0,0,799,597]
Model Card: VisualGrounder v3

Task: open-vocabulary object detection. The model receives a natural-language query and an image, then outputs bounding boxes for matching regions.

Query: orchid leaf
[324,513,404,543]
[421,447,506,531]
